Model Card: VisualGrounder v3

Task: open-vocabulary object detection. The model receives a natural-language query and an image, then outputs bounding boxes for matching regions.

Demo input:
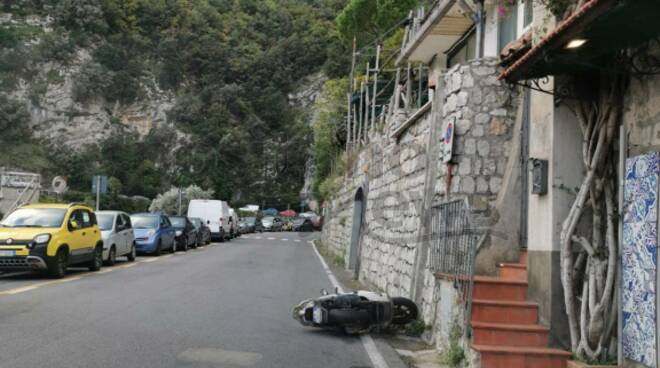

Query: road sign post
[91,176,108,211]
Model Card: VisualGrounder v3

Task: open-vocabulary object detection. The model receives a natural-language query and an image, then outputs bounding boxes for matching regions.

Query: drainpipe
[474,0,485,58]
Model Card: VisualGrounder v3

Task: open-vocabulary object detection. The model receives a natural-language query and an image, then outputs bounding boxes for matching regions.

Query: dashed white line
[281,238,289,241]
[267,237,275,240]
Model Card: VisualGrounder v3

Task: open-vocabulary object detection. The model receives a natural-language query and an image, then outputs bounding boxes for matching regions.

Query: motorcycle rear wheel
[391,297,418,325]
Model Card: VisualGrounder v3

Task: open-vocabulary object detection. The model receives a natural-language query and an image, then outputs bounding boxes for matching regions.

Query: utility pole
[347,37,357,150]
[177,187,183,216]
[371,44,381,133]
[95,176,101,211]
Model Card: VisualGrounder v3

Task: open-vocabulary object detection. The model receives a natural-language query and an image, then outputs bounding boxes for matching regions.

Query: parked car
[168,215,198,252]
[238,219,249,234]
[282,218,294,231]
[292,217,314,232]
[96,211,136,265]
[241,217,262,233]
[262,216,283,232]
[188,200,232,242]
[0,203,104,278]
[131,213,176,256]
[300,211,323,230]
[190,217,211,246]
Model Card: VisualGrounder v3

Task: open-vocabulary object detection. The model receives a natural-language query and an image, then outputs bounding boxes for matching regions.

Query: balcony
[397,0,476,66]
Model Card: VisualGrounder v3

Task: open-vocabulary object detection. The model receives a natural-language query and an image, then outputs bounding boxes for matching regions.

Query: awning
[397,0,475,65]
[500,0,660,82]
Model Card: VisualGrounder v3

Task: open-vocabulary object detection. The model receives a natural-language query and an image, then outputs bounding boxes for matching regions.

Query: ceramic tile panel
[623,152,659,368]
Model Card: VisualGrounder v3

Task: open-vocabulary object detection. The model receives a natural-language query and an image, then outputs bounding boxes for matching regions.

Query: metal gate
[429,199,478,329]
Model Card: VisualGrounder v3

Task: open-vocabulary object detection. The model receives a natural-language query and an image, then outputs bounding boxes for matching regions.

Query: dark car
[242,217,263,233]
[167,216,198,251]
[190,217,211,246]
[292,217,314,232]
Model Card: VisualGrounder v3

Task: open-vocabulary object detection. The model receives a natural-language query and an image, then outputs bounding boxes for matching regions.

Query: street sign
[91,176,108,194]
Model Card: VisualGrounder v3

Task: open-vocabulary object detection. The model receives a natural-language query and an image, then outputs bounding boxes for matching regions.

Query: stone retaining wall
[321,57,522,329]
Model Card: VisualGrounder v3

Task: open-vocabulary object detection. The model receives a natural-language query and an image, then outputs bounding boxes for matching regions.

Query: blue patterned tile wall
[623,152,659,367]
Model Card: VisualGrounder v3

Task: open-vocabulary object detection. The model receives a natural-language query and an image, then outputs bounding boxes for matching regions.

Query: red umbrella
[280,209,297,218]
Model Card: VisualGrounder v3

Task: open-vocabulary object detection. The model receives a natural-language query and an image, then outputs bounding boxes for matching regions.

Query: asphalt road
[0,232,380,368]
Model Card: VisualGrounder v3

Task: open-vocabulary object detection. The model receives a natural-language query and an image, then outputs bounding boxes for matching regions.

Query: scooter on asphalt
[292,289,418,334]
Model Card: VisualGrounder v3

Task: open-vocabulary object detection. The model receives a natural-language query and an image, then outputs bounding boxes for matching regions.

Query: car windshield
[245,217,256,224]
[262,216,274,222]
[190,218,201,227]
[0,208,67,228]
[169,217,186,227]
[293,218,305,225]
[96,214,114,231]
[131,216,158,229]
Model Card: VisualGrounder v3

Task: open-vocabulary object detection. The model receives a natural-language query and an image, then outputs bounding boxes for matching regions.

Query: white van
[187,200,231,241]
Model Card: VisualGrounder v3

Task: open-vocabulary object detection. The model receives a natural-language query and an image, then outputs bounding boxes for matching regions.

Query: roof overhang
[500,0,660,82]
[397,0,475,66]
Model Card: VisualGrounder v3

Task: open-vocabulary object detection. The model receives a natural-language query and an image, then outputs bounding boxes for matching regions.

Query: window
[122,215,132,229]
[115,215,125,231]
[81,211,92,228]
[447,28,477,68]
[498,0,533,51]
[498,7,518,51]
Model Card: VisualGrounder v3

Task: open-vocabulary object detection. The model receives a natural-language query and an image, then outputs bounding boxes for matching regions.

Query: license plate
[0,250,15,257]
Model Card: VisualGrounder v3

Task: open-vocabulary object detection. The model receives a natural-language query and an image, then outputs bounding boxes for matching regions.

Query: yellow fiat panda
[0,203,104,278]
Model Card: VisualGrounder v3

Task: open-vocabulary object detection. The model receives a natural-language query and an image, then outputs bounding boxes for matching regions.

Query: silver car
[96,211,137,265]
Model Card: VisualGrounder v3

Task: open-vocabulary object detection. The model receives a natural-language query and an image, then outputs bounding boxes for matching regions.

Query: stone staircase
[471,249,572,368]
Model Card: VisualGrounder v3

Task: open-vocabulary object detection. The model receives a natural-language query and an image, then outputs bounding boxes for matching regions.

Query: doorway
[348,188,364,277]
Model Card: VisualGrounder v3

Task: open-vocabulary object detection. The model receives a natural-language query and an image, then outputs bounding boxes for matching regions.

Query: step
[473,345,571,368]
[471,299,539,324]
[473,276,528,301]
[497,263,527,281]
[519,249,528,265]
[472,322,549,347]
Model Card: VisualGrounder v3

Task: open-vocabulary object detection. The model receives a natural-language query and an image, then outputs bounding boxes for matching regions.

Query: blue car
[130,213,176,256]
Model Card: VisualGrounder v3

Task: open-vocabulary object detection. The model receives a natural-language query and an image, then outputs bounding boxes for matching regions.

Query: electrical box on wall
[531,159,548,195]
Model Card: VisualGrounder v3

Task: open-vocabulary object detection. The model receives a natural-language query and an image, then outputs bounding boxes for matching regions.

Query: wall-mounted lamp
[565,39,588,49]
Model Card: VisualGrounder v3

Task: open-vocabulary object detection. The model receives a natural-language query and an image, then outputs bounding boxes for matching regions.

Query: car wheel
[88,245,103,271]
[182,240,188,252]
[154,241,162,256]
[48,248,67,279]
[219,231,225,243]
[106,246,116,266]
[127,244,136,262]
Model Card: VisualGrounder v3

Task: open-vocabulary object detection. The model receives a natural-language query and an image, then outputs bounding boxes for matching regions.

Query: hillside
[0,0,347,205]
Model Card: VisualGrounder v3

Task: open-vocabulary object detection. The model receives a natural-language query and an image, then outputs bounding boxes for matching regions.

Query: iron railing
[429,199,478,331]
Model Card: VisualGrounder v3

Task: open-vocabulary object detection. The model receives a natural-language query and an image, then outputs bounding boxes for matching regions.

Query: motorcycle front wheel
[391,297,418,325]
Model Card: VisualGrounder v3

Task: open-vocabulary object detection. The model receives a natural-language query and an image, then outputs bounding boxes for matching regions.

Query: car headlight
[147,230,156,238]
[176,231,183,237]
[33,234,51,244]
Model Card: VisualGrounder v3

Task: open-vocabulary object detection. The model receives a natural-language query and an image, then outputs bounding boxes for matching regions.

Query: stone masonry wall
[321,57,521,327]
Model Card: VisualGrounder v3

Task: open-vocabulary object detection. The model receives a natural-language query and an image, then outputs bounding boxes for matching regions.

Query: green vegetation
[404,319,427,337]
[1,0,425,207]
[0,0,351,207]
[442,320,465,367]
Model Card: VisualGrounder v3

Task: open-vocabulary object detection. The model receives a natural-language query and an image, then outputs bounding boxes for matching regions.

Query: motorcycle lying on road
[292,289,418,334]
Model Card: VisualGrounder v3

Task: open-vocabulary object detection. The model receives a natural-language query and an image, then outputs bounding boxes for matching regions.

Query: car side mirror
[321,289,328,296]
[69,220,81,231]
[207,220,210,224]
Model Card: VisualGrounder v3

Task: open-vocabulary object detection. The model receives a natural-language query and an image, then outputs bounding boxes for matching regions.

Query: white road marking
[281,238,289,241]
[142,257,161,263]
[267,237,275,240]
[309,240,389,368]
[255,237,262,240]
[294,240,301,243]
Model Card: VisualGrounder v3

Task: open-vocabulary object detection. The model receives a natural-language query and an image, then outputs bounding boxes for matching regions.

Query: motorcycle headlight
[33,234,51,244]
[175,231,183,237]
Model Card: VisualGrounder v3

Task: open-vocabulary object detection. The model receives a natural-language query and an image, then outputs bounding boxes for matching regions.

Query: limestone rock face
[4,13,184,151]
